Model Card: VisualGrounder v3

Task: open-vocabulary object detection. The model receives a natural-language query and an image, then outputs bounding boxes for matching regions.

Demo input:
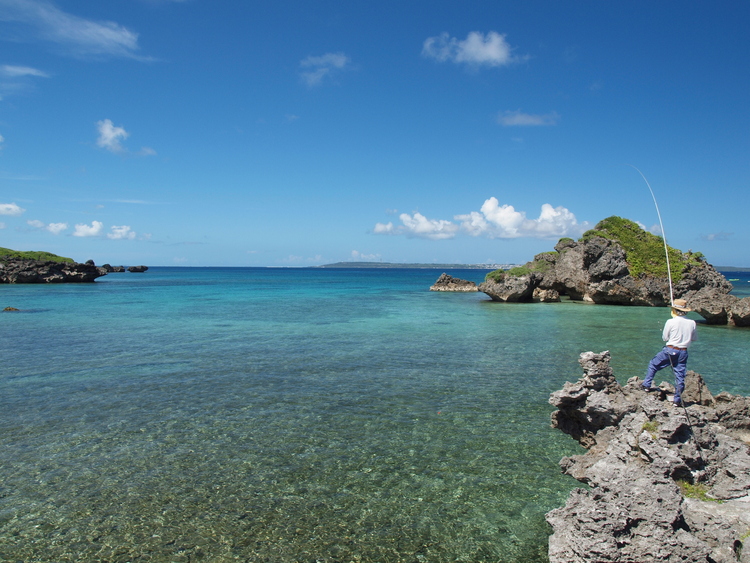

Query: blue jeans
[644,347,688,403]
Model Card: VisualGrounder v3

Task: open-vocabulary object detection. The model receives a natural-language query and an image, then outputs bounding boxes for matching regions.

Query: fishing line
[627,164,674,306]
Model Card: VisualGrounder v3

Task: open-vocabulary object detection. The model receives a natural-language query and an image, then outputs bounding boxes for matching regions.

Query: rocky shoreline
[0,257,148,283]
[547,351,750,562]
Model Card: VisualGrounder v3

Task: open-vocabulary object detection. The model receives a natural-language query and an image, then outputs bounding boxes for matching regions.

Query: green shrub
[507,265,532,277]
[485,269,505,282]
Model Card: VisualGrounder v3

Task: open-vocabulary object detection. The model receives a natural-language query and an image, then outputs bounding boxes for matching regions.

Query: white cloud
[107,225,136,240]
[373,221,395,234]
[0,133,4,147]
[73,220,103,237]
[422,31,527,68]
[456,199,588,238]
[498,110,560,126]
[28,219,68,234]
[96,118,128,153]
[0,202,25,215]
[374,212,460,240]
[94,119,155,155]
[299,52,351,86]
[374,198,589,241]
[47,221,67,234]
[0,0,144,59]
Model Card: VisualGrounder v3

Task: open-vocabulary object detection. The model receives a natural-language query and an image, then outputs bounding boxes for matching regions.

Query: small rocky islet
[432,216,750,327]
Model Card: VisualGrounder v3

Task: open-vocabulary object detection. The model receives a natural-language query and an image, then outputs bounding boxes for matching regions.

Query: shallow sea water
[1,267,749,562]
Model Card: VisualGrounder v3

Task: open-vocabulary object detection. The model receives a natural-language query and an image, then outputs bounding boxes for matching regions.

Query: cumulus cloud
[299,52,351,86]
[73,220,103,237]
[456,199,588,238]
[422,31,527,68]
[374,212,460,240]
[374,199,589,241]
[107,225,136,240]
[0,0,145,59]
[96,118,128,153]
[498,110,560,126]
[47,221,67,234]
[95,119,155,155]
[0,202,25,215]
[28,219,68,234]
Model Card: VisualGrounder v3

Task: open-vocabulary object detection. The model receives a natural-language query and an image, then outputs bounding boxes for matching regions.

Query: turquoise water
[1,268,749,562]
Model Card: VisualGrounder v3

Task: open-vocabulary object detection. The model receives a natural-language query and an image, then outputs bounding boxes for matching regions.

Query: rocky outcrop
[477,216,745,325]
[477,274,534,301]
[128,265,149,273]
[547,351,750,563]
[430,273,478,292]
[101,264,127,273]
[684,287,750,327]
[0,257,107,283]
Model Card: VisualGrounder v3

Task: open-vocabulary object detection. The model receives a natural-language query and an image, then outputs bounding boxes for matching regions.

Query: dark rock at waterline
[101,264,126,273]
[0,257,106,283]
[429,273,478,292]
[547,351,750,563]
[127,265,148,273]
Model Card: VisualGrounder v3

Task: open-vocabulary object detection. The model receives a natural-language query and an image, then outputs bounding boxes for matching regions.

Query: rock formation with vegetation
[478,217,749,326]
[0,247,105,283]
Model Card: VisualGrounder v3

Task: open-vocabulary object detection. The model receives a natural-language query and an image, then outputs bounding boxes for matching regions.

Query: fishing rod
[630,165,705,466]
[627,164,675,307]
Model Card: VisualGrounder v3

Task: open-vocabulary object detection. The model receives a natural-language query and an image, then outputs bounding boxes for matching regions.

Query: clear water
[1,268,749,562]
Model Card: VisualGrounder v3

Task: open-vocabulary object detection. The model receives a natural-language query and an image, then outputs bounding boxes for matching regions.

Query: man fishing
[642,298,697,406]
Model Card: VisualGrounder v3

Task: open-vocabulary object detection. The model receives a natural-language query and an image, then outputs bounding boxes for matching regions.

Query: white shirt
[662,315,697,348]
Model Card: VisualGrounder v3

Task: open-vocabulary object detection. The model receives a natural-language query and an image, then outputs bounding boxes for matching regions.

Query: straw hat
[671,298,691,312]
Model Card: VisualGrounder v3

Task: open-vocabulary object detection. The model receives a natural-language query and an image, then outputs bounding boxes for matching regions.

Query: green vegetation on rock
[676,480,722,503]
[485,269,505,282]
[0,247,74,264]
[580,216,704,282]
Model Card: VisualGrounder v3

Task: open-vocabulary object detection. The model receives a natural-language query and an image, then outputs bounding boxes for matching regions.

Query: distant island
[319,261,518,269]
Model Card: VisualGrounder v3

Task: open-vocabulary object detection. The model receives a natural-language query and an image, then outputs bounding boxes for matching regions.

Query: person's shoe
[672,401,681,407]
[642,386,659,392]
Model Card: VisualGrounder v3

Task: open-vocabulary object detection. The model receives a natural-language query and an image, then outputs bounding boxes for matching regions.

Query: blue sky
[1,0,748,267]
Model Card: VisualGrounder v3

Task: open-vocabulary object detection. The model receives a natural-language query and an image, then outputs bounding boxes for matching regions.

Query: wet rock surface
[547,351,750,563]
